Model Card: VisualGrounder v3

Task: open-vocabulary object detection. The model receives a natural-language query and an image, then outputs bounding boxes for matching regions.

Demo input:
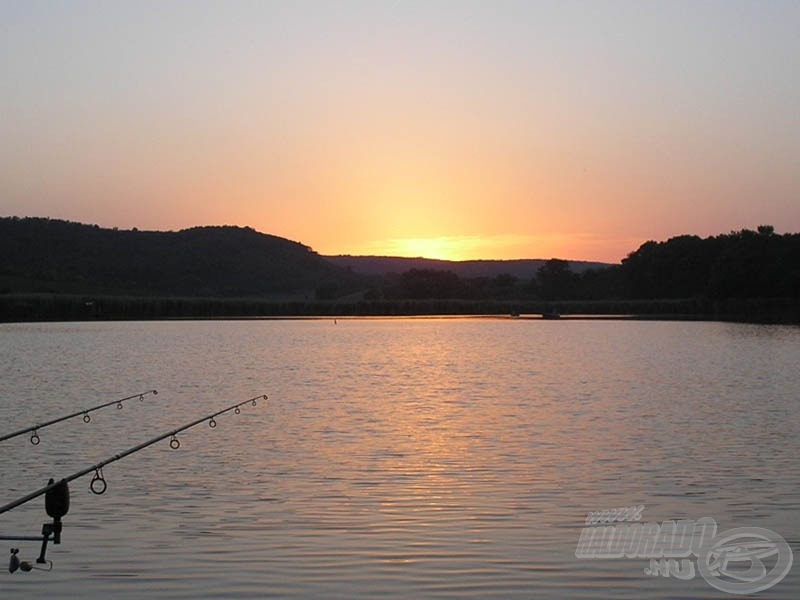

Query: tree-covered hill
[0,217,362,297]
[621,226,800,300]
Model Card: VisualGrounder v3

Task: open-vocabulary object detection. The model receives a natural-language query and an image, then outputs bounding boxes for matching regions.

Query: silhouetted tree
[536,259,577,300]
[621,235,715,298]
[578,265,627,300]
[708,228,786,298]
[386,269,466,299]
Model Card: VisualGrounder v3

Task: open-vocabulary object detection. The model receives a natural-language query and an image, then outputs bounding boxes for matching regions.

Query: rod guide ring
[90,469,107,495]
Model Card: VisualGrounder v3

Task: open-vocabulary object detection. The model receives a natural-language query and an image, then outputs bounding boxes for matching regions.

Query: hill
[620,226,800,299]
[0,217,360,297]
[325,255,610,279]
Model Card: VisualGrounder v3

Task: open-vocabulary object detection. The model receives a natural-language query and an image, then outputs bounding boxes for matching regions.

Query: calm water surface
[1,319,798,598]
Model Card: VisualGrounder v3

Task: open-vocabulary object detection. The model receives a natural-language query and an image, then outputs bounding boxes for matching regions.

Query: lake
[1,318,798,598]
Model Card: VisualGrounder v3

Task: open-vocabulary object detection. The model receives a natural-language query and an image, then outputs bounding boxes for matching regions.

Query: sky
[1,1,799,263]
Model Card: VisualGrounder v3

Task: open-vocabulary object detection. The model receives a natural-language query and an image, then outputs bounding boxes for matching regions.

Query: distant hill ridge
[0,217,357,297]
[325,255,610,279]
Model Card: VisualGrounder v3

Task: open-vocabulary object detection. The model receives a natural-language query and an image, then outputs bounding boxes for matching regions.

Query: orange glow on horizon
[325,233,642,264]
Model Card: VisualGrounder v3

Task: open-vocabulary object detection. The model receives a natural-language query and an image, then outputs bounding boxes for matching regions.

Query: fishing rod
[1,393,266,573]
[0,389,159,445]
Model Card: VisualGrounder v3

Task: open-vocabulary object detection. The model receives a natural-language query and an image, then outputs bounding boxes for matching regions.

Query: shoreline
[1,293,797,325]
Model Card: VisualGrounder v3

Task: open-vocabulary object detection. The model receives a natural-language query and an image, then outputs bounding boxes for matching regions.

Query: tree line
[1,218,798,315]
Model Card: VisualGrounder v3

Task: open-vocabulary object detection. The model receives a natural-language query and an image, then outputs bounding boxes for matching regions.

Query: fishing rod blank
[1,393,266,572]
[0,389,158,445]
[0,394,266,516]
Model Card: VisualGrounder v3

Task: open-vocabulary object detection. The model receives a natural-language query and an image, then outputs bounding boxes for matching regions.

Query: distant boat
[541,310,561,319]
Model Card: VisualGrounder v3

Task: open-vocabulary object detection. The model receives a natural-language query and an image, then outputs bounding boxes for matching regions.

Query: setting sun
[376,237,476,262]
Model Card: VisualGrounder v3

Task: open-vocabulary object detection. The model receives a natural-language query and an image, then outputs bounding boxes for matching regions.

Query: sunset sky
[2,1,798,262]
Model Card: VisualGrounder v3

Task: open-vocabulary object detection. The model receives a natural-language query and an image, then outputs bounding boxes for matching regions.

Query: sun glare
[371,237,478,261]
[358,234,540,262]
[397,238,461,261]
